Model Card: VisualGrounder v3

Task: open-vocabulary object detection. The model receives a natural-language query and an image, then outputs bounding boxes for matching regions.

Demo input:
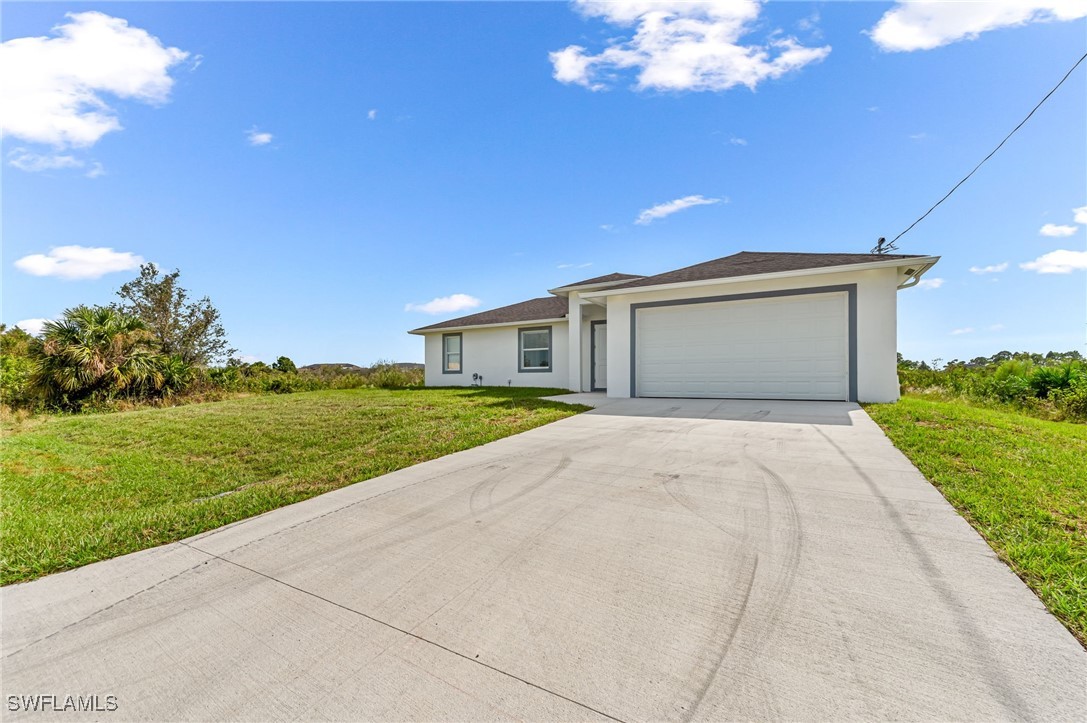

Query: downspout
[897,263,933,289]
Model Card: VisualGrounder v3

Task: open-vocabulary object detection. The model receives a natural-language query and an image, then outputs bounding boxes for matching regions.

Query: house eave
[579,257,942,299]
[547,279,644,297]
[408,317,569,335]
[896,259,941,289]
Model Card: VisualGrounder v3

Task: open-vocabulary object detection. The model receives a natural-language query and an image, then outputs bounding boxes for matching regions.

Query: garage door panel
[636,293,849,400]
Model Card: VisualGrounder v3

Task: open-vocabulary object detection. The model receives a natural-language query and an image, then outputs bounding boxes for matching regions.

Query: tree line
[897,351,1086,421]
[2,265,421,413]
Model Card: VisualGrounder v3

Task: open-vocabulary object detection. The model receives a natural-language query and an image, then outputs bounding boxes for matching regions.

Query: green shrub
[1030,361,1083,398]
[326,373,370,390]
[1052,375,1087,420]
[367,362,423,389]
[974,360,1033,402]
[991,358,1034,382]
[207,365,244,391]
[31,306,168,411]
[897,353,1087,422]
[155,355,197,397]
[0,354,35,409]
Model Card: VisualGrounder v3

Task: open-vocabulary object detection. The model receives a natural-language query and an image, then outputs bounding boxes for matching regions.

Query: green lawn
[865,395,1087,645]
[1,387,587,585]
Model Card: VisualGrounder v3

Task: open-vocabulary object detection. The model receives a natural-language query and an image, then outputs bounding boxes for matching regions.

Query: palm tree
[31,306,166,407]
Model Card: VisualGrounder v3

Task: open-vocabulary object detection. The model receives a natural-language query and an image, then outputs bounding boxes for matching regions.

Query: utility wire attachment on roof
[871,237,898,255]
[881,49,1087,251]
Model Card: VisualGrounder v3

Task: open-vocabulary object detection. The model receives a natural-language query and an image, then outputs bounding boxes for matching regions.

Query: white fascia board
[547,279,643,296]
[408,317,569,335]
[579,257,942,299]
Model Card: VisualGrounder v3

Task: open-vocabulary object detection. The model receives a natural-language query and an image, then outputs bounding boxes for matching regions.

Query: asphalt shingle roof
[411,296,568,332]
[553,272,644,288]
[411,251,931,332]
[606,251,926,290]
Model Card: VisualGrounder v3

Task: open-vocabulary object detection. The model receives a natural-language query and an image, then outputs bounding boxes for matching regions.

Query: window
[518,327,552,372]
[442,333,462,374]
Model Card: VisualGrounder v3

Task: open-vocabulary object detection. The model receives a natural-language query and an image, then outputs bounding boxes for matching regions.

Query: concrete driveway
[3,397,1084,721]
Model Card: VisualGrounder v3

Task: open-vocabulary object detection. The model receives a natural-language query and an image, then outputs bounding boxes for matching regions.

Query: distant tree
[242,361,270,376]
[272,356,297,374]
[115,264,235,366]
[31,306,165,407]
[0,325,38,408]
[0,325,35,358]
[1045,350,1083,363]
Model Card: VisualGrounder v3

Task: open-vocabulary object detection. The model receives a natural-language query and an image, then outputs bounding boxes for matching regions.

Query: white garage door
[636,292,850,400]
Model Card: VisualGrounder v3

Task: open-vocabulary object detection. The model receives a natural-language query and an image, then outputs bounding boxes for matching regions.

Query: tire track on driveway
[681,454,803,721]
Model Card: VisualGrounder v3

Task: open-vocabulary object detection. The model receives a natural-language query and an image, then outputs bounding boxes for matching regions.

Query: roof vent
[904,268,916,275]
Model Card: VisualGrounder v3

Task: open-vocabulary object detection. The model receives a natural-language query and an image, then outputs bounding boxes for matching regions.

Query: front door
[591,322,607,391]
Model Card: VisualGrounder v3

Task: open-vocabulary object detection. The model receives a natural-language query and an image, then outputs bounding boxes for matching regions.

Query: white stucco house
[409,251,940,403]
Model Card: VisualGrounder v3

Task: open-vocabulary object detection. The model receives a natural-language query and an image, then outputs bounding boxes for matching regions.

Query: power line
[875,49,1087,254]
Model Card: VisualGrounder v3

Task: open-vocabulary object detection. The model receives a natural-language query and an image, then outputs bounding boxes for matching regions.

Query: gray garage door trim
[629,284,858,401]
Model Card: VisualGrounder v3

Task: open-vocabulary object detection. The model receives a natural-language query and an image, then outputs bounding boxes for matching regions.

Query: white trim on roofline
[547,278,643,296]
[579,257,941,299]
[408,317,569,336]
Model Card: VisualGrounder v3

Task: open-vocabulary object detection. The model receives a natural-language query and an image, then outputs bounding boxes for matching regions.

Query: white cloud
[950,327,974,335]
[246,127,273,146]
[1075,205,1087,225]
[85,161,106,178]
[989,323,1005,332]
[908,132,928,141]
[551,46,600,89]
[14,318,52,336]
[870,1,1087,52]
[550,0,831,93]
[916,277,944,289]
[557,262,593,269]
[729,136,748,146]
[404,294,482,315]
[636,194,723,225]
[796,11,822,36]
[13,245,144,280]
[1039,223,1078,237]
[0,11,188,148]
[867,106,879,112]
[969,262,1008,274]
[7,148,83,172]
[1020,249,1087,274]
[236,354,261,364]
[367,109,377,121]
[600,224,615,232]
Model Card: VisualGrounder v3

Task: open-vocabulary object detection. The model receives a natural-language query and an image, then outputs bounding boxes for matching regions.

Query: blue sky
[3,1,1085,366]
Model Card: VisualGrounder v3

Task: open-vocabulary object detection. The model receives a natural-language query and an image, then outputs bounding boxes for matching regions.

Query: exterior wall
[423,321,569,388]
[605,268,900,403]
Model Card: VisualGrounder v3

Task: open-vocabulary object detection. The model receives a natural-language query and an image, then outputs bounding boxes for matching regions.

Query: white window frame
[442,333,462,374]
[518,326,552,373]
